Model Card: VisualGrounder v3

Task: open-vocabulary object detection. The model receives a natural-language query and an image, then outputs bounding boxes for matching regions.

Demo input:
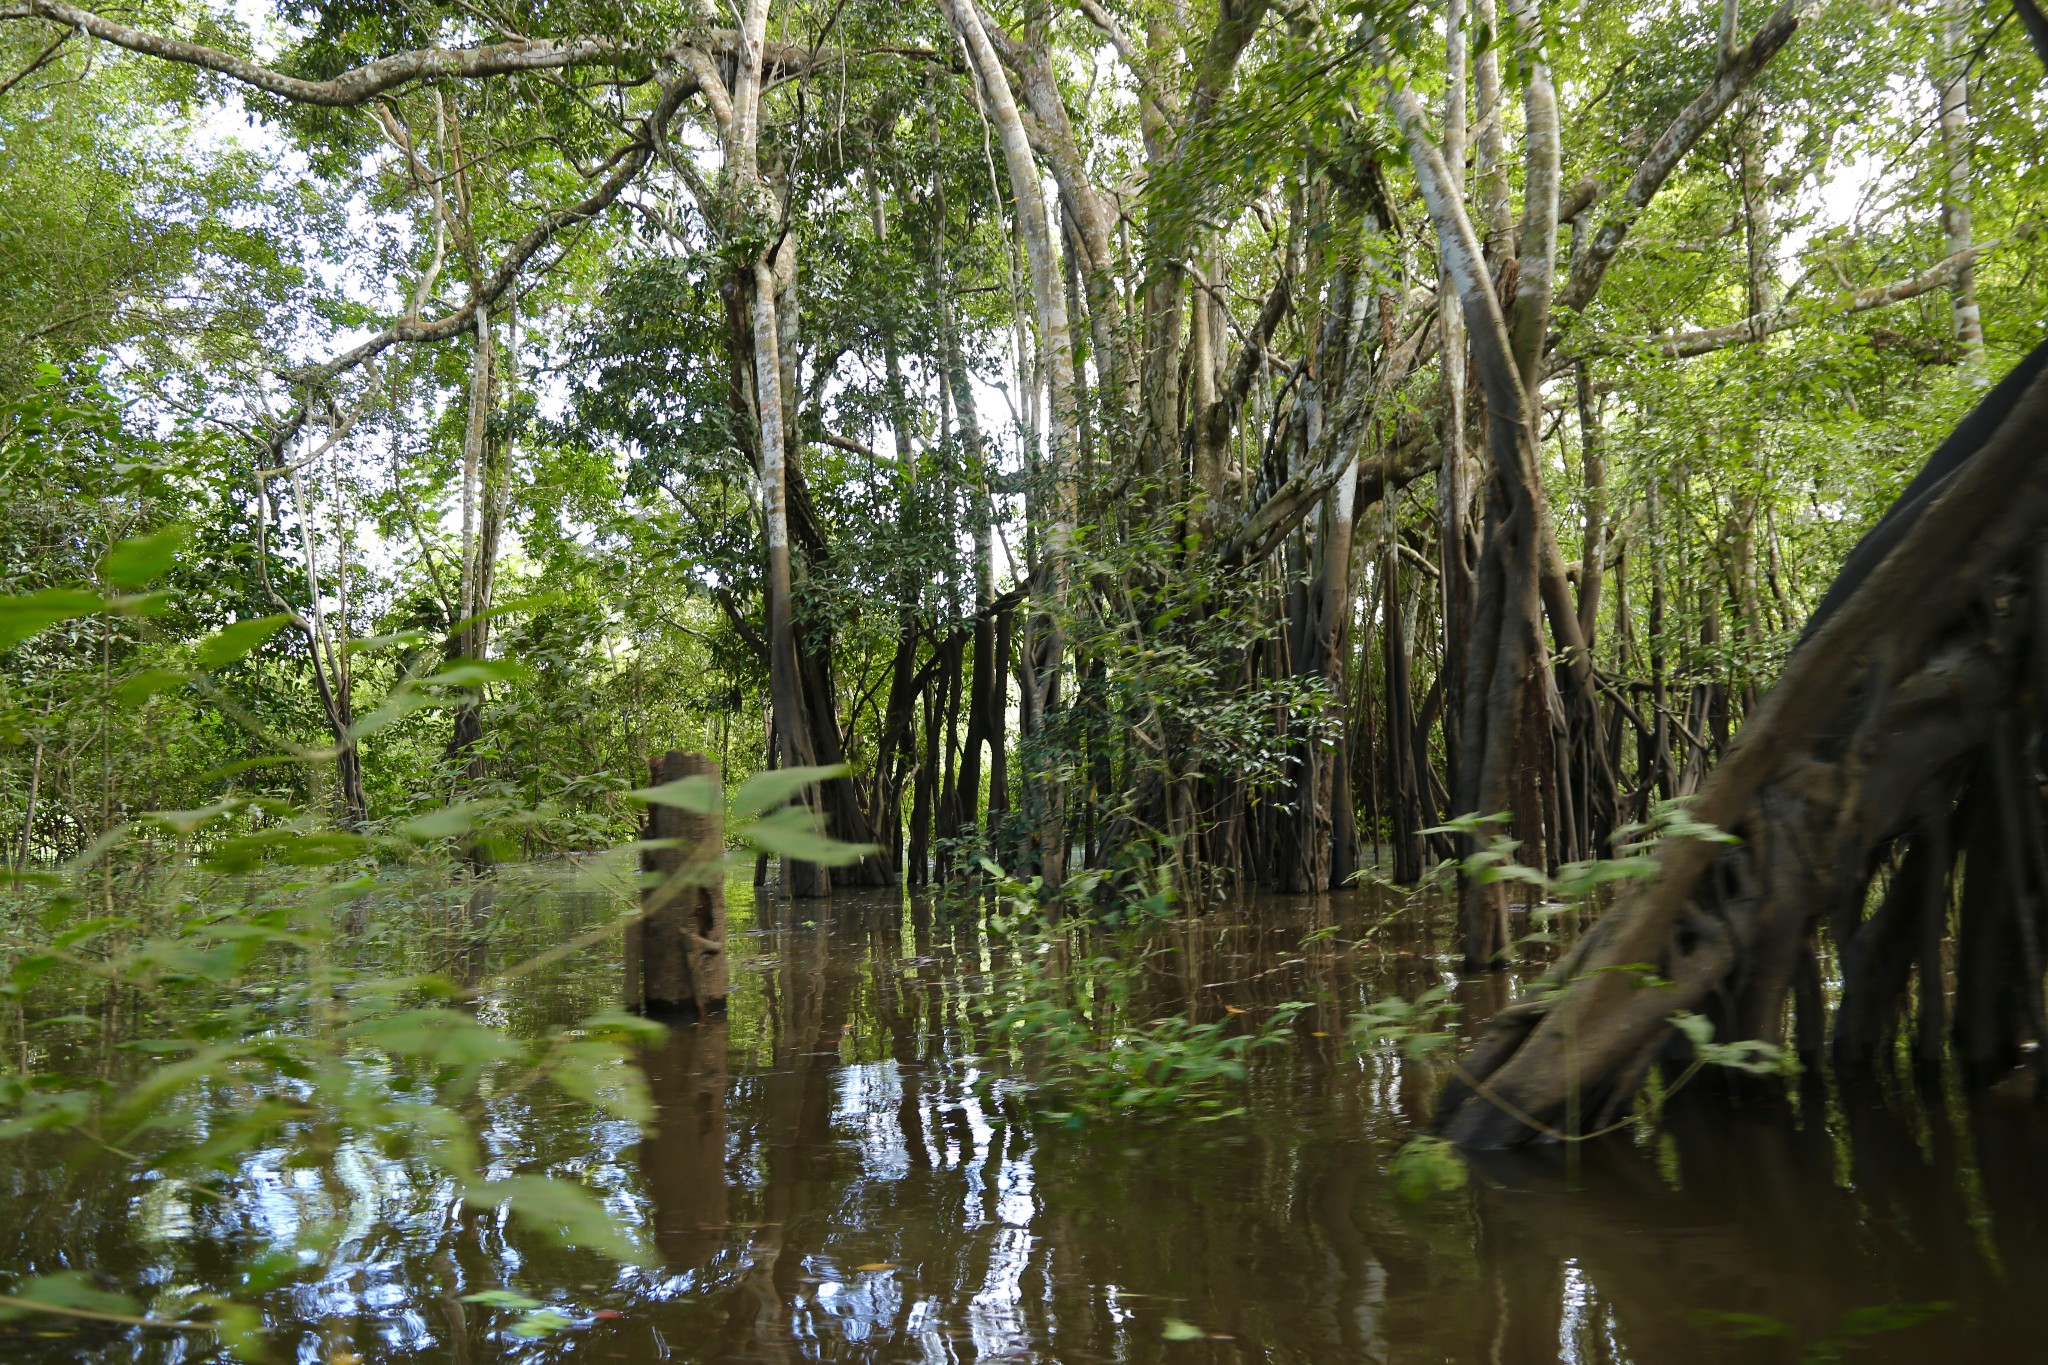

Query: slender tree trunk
[1937,0,1985,364]
[1385,533,1426,883]
[1472,0,1512,267]
[909,677,937,886]
[938,234,997,853]
[447,310,507,812]
[1382,18,1555,968]
[753,258,827,896]
[16,740,42,869]
[1440,0,1474,810]
[1574,362,1606,651]
[1290,446,1363,890]
[1648,484,1675,801]
[960,613,992,847]
[868,178,921,882]
[271,448,369,831]
[935,634,964,880]
[989,605,1013,829]
[945,0,1079,887]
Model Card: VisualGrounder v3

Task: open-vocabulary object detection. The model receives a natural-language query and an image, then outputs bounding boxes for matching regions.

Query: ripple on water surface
[0,877,2038,1363]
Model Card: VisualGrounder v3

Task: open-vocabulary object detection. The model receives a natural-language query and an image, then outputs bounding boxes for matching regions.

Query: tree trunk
[908,676,937,886]
[630,750,728,1016]
[1384,534,1426,884]
[1937,0,1985,363]
[1436,345,2048,1145]
[947,0,1078,888]
[1287,445,1363,891]
[1574,362,1606,651]
[751,259,828,897]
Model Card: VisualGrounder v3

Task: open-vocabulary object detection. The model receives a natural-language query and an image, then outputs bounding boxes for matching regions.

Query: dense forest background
[13,0,2048,1344]
[3,0,2040,924]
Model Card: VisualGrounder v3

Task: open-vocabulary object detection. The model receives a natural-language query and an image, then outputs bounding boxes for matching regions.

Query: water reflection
[641,1019,729,1276]
[1,886,2045,1363]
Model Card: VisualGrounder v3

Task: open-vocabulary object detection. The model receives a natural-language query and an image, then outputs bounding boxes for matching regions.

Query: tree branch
[1226,271,1291,409]
[0,0,866,107]
[254,72,698,461]
[1555,0,1812,315]
[815,429,881,460]
[1568,247,1985,364]
[1067,0,1172,130]
[0,0,628,104]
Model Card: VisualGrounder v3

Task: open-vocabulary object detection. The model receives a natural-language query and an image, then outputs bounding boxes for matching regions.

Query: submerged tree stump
[626,750,727,1016]
[1436,340,2048,1146]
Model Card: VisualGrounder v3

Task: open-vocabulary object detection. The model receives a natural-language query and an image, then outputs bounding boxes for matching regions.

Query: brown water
[4,882,2044,1363]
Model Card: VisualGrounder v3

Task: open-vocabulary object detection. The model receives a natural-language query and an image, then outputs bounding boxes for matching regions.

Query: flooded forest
[5,0,2048,1356]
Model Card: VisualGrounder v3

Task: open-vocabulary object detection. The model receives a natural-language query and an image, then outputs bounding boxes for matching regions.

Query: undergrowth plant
[980,946,1307,1121]
[967,857,1306,1122]
[1351,805,1797,1198]
[0,540,872,1353]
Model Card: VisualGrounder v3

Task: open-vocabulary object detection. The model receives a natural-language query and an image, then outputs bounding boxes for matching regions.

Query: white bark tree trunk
[943,0,1079,885]
[1938,0,1984,364]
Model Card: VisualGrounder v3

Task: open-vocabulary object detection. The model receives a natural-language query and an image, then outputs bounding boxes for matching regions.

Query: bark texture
[630,750,729,1016]
[1437,342,2048,1145]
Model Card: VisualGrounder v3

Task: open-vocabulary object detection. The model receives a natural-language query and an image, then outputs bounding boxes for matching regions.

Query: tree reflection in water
[0,884,2041,1363]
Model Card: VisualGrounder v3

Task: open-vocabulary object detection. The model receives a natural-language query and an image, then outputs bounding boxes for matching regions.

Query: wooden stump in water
[627,750,728,1016]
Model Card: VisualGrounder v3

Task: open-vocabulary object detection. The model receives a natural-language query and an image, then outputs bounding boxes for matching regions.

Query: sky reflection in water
[3,881,2044,1364]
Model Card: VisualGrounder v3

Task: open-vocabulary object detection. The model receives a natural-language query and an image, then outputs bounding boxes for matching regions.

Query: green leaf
[447,591,567,637]
[1161,1318,1207,1341]
[99,523,188,588]
[182,1099,305,1172]
[202,830,365,873]
[1390,1136,1468,1201]
[193,615,290,670]
[142,798,243,836]
[345,628,433,654]
[1832,1302,1952,1338]
[732,764,849,816]
[197,755,303,784]
[1692,1309,1795,1339]
[0,1089,92,1137]
[0,588,108,651]
[107,590,174,618]
[548,1038,654,1126]
[509,1309,574,1338]
[577,1010,667,1044]
[113,668,192,705]
[468,1175,651,1267]
[344,691,444,740]
[9,953,58,991]
[53,917,132,950]
[1669,1011,1799,1076]
[460,1290,546,1311]
[1670,1011,1715,1050]
[426,659,530,688]
[399,801,496,839]
[627,775,720,813]
[26,1012,105,1031]
[108,1045,255,1122]
[744,807,877,866]
[2,1272,139,1321]
[191,1292,265,1357]
[352,1009,523,1067]
[237,1251,302,1294]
